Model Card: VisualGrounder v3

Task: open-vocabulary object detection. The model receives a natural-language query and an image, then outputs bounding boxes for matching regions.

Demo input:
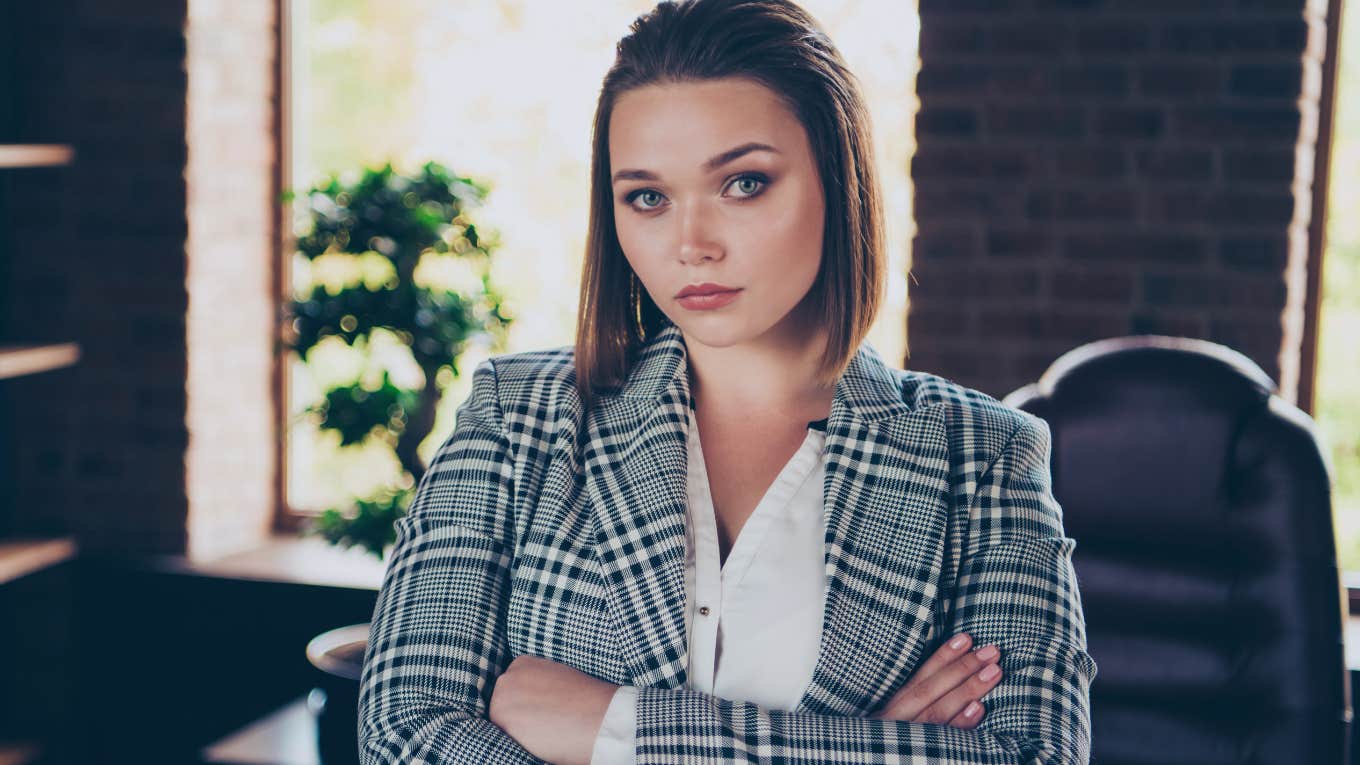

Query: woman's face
[608,77,826,351]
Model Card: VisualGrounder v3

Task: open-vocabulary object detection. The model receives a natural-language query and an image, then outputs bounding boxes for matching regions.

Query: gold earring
[631,274,645,338]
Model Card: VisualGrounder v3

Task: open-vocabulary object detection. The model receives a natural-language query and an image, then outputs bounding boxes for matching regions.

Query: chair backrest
[1003,335,1351,764]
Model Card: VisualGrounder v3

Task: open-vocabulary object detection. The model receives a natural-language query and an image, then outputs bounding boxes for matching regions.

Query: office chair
[1002,335,1351,764]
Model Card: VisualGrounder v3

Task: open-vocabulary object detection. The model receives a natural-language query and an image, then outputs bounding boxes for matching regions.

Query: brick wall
[2,1,192,555]
[908,0,1333,402]
[1,0,279,558]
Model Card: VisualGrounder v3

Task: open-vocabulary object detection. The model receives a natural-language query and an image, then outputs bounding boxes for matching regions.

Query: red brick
[918,0,1012,13]
[1093,107,1165,139]
[985,105,1085,138]
[1052,64,1130,97]
[990,23,1072,56]
[986,227,1055,258]
[1221,148,1298,183]
[903,347,1007,386]
[1159,19,1310,54]
[912,145,1043,180]
[918,22,986,59]
[1219,235,1290,271]
[913,225,984,261]
[1061,232,1209,263]
[915,66,990,96]
[912,262,1043,299]
[1026,188,1139,221]
[1229,63,1306,99]
[913,188,1027,220]
[1135,64,1223,98]
[1142,272,1288,307]
[1129,313,1208,337]
[1013,350,1061,385]
[908,306,977,337]
[1133,149,1214,181]
[978,308,1128,343]
[1053,268,1135,302]
[1076,22,1153,55]
[1056,147,1129,180]
[1144,189,1297,225]
[1173,106,1302,141]
[987,67,1050,97]
[916,107,980,137]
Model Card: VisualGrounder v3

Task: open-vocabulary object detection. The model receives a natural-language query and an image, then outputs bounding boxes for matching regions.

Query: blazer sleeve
[357,358,545,765]
[628,415,1098,764]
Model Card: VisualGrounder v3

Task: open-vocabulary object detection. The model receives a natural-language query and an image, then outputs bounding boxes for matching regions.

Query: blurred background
[0,0,1356,763]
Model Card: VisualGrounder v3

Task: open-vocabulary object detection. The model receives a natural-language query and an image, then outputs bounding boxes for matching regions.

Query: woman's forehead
[609,79,806,169]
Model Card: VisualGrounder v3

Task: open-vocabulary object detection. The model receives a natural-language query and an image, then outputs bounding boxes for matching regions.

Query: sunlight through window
[284,0,918,515]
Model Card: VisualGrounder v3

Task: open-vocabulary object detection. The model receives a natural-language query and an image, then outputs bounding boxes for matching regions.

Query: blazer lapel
[794,368,951,715]
[587,322,952,708]
[586,324,694,689]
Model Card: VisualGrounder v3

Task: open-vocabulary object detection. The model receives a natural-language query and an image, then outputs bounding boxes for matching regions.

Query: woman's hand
[489,653,620,765]
[870,632,1003,729]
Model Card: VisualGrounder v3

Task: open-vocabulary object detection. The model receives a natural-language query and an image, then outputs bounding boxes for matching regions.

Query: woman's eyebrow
[611,142,780,184]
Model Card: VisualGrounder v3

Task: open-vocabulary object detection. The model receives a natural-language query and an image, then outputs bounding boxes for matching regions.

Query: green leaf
[286,160,514,560]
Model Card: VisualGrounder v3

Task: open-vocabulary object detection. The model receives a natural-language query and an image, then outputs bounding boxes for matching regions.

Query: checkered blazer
[358,321,1097,764]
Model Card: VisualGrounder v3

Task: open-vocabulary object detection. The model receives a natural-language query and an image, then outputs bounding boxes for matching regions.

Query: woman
[357,1,1097,763]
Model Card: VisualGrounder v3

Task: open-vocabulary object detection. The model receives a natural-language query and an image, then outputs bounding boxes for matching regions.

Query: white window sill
[147,534,385,591]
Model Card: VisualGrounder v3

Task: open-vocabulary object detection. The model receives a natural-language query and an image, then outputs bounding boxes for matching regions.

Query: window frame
[1313,0,1353,614]
[272,0,301,534]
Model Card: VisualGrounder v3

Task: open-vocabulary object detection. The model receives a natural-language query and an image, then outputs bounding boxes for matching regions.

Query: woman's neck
[683,322,835,421]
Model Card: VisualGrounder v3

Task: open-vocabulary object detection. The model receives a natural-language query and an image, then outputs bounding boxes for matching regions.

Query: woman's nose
[677,199,723,265]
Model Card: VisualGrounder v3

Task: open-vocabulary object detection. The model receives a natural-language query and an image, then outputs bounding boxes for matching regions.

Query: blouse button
[699,606,710,616]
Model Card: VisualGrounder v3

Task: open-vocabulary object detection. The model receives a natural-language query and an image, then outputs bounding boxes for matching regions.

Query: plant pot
[306,623,369,765]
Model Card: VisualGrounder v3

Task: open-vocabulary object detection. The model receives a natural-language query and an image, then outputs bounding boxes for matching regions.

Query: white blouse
[589,406,831,764]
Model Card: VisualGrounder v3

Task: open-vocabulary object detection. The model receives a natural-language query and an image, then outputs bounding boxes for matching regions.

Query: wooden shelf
[0,741,42,765]
[0,537,78,586]
[0,343,80,381]
[0,144,73,169]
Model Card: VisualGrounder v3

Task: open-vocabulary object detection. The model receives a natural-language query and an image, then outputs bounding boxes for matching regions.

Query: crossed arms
[357,359,1097,764]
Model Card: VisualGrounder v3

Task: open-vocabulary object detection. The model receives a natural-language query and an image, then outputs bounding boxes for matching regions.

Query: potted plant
[281,160,512,763]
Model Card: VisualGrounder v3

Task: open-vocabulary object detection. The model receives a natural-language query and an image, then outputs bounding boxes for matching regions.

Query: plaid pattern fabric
[358,321,1097,764]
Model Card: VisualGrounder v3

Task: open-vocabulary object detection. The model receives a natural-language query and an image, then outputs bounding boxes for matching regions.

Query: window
[280,0,918,519]
[1317,2,1360,576]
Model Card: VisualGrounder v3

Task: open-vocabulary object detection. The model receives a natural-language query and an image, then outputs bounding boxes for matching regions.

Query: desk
[200,691,323,765]
[1348,616,1360,672]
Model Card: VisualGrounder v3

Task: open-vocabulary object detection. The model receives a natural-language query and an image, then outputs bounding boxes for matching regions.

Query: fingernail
[949,633,968,650]
[975,644,998,660]
[979,664,1001,681]
[964,701,980,718]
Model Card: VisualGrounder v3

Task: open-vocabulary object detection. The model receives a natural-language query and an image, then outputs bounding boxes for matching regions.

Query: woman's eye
[728,174,767,198]
[633,190,664,210]
[622,189,665,211]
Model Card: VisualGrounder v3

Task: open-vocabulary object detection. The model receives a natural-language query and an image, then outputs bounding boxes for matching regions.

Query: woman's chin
[677,315,804,353]
[673,320,756,350]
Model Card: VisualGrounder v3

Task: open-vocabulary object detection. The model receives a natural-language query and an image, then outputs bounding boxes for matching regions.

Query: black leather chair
[1003,335,1351,765]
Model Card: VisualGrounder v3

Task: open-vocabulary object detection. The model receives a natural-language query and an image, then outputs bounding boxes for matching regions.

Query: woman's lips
[676,289,742,310]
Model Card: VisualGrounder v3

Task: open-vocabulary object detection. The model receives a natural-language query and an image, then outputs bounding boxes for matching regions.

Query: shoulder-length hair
[574,0,886,411]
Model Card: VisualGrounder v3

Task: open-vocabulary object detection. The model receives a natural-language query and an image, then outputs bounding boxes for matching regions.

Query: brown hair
[574,0,886,411]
